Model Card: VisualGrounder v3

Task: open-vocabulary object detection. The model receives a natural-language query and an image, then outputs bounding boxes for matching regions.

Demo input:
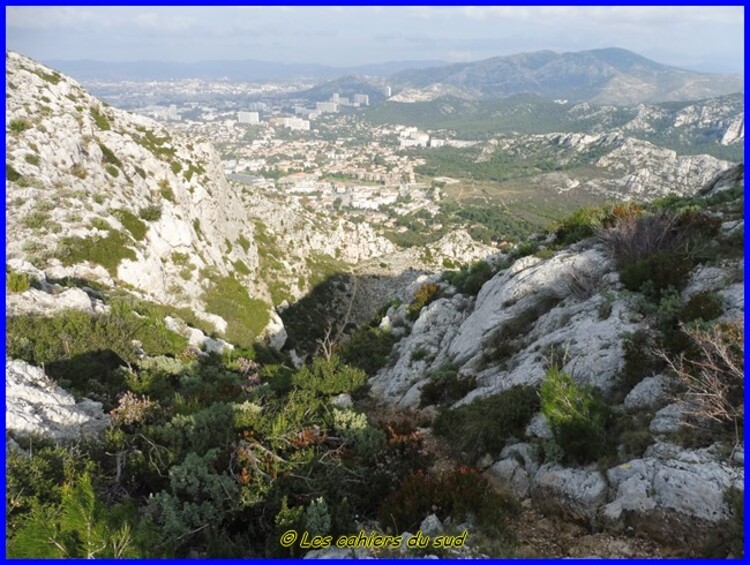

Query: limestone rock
[6,286,108,317]
[419,514,444,536]
[532,464,609,525]
[6,359,108,441]
[602,454,742,543]
[623,374,670,410]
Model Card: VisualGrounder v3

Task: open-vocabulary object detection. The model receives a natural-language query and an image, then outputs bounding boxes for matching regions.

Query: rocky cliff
[5,51,417,347]
[368,168,744,554]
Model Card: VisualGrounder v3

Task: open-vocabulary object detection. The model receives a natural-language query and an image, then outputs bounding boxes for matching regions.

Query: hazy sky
[5,6,745,75]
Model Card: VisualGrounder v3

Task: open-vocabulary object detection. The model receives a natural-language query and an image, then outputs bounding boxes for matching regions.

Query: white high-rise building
[385,86,392,98]
[316,101,339,113]
[332,93,340,103]
[238,111,260,124]
[282,117,310,131]
[353,94,369,106]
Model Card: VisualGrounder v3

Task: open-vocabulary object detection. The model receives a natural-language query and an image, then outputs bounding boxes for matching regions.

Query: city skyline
[5,6,745,76]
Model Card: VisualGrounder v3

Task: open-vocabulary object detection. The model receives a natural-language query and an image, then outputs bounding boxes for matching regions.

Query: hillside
[5,51,745,558]
[4,51,435,350]
[388,48,743,105]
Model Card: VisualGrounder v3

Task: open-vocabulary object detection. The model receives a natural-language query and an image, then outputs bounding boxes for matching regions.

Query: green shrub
[32,69,62,85]
[7,163,22,182]
[339,325,398,376]
[139,205,162,222]
[238,234,251,253]
[203,276,270,348]
[57,231,136,275]
[112,209,148,241]
[619,251,692,299]
[7,271,32,293]
[419,364,476,408]
[22,210,49,230]
[619,330,663,392]
[540,366,611,464]
[433,385,539,460]
[106,165,120,177]
[90,107,111,130]
[9,119,29,134]
[146,450,239,548]
[233,259,251,275]
[8,472,136,558]
[679,291,723,324]
[7,305,187,404]
[158,179,175,203]
[193,219,204,239]
[508,240,539,261]
[24,153,40,166]
[292,354,367,396]
[98,143,122,167]
[553,206,611,245]
[406,282,441,321]
[444,260,494,296]
[411,347,429,361]
[170,161,182,175]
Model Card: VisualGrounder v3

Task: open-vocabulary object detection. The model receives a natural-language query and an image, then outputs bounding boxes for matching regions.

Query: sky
[5,6,745,75]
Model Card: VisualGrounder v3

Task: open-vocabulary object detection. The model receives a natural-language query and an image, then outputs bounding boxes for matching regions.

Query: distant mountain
[388,48,743,105]
[42,58,445,83]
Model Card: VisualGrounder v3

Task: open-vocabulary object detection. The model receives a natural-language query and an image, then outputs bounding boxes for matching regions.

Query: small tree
[540,365,610,464]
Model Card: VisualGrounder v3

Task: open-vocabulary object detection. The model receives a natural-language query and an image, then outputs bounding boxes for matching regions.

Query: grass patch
[158,179,175,203]
[9,119,30,134]
[203,276,270,348]
[139,205,162,222]
[7,164,23,182]
[90,107,111,130]
[57,231,136,276]
[24,154,40,167]
[98,143,122,168]
[31,69,62,85]
[112,209,148,241]
[233,259,251,276]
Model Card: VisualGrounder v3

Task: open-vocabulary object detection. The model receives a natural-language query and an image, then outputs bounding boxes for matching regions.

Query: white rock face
[369,294,470,408]
[532,464,609,523]
[372,244,645,408]
[623,374,670,410]
[263,310,288,351]
[6,287,108,317]
[603,453,743,541]
[6,359,108,441]
[164,316,233,355]
[448,247,613,368]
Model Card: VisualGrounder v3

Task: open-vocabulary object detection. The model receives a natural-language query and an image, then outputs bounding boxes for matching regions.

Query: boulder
[6,359,109,441]
[532,464,608,525]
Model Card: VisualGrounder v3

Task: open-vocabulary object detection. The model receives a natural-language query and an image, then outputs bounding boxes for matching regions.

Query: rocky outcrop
[6,359,109,441]
[602,445,743,544]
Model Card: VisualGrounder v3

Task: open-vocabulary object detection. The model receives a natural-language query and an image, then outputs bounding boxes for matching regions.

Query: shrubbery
[433,385,539,460]
[7,271,32,293]
[202,276,270,348]
[540,366,610,464]
[339,325,398,376]
[57,230,137,275]
[443,260,495,296]
[406,282,441,321]
[292,354,367,395]
[419,363,476,408]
